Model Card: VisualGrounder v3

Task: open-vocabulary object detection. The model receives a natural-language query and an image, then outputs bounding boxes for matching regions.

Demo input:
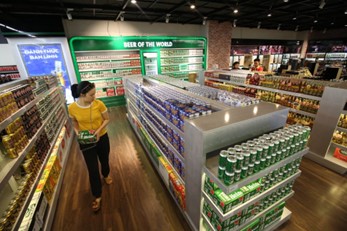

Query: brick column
[207,20,232,69]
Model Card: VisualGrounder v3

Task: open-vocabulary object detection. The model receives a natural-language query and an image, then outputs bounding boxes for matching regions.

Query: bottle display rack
[124,75,295,230]
[0,76,72,230]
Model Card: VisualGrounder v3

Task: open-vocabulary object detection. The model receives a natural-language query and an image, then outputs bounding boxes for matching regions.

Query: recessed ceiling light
[233,9,238,14]
[331,22,334,25]
[314,20,318,23]
[131,0,136,4]
[267,13,272,17]
[190,5,195,9]
[283,0,289,2]
[293,17,296,20]
[345,10,347,14]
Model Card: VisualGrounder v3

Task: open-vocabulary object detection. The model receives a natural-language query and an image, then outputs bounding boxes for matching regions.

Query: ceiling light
[345,24,347,27]
[202,17,207,25]
[283,0,289,2]
[190,0,196,9]
[345,10,347,14]
[165,14,170,23]
[66,8,73,21]
[293,17,296,20]
[267,13,272,17]
[233,9,238,14]
[131,0,136,3]
[314,20,318,23]
[331,22,334,25]
[233,19,237,27]
[295,25,299,31]
[277,24,281,30]
[319,0,326,9]
[257,21,261,29]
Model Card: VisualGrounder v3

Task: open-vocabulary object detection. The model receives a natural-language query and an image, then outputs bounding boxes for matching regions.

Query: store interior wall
[207,20,233,69]
[309,28,347,40]
[63,19,208,38]
[0,44,16,65]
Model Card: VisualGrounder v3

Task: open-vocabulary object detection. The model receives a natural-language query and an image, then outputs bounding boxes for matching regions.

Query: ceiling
[0,0,347,34]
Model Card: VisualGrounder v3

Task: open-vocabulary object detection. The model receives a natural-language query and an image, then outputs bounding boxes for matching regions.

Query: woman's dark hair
[71,81,95,99]
[254,58,260,62]
[232,61,240,67]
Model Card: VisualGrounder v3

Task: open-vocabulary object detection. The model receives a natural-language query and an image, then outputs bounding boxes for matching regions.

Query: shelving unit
[124,75,298,231]
[0,78,73,231]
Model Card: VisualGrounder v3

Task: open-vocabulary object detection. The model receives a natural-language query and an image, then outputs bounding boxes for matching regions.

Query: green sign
[70,36,206,51]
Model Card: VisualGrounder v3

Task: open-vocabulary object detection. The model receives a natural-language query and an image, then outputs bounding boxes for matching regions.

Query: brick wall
[207,21,232,69]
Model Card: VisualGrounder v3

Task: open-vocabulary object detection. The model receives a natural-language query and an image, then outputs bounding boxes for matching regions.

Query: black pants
[80,133,110,198]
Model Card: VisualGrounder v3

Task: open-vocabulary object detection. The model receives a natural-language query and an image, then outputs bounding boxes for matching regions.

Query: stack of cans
[218,124,310,185]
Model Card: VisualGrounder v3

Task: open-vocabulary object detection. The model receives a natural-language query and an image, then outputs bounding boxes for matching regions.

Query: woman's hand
[91,130,101,141]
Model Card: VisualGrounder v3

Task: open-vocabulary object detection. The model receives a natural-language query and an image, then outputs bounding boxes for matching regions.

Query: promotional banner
[17,43,71,95]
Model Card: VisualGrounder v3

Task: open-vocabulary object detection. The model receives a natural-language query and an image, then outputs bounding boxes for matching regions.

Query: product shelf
[161,62,204,67]
[204,148,308,194]
[263,207,292,231]
[77,57,140,63]
[97,95,124,100]
[13,116,67,231]
[200,192,293,231]
[336,126,347,133]
[330,142,347,151]
[138,110,185,184]
[0,87,58,132]
[75,49,140,53]
[95,84,123,89]
[289,108,317,118]
[205,77,322,101]
[79,66,141,72]
[202,172,299,220]
[161,55,203,58]
[201,213,215,231]
[127,112,190,219]
[162,69,203,74]
[324,153,347,169]
[42,130,74,231]
[81,76,124,81]
[0,100,63,191]
[140,109,184,162]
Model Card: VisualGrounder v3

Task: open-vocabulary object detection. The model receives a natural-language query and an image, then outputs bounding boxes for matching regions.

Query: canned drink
[268,143,275,155]
[283,170,289,178]
[250,149,257,163]
[254,161,260,173]
[224,171,234,186]
[234,145,243,153]
[218,166,225,179]
[255,146,263,160]
[278,138,286,150]
[272,140,280,152]
[303,139,308,148]
[296,143,301,152]
[241,166,248,179]
[226,156,237,173]
[248,163,254,176]
[265,180,270,189]
[236,154,244,170]
[276,151,282,162]
[303,127,311,139]
[234,169,241,182]
[219,150,229,168]
[278,172,283,182]
[270,153,276,164]
[260,158,266,170]
[243,152,251,166]
[290,144,296,155]
[263,145,269,158]
[227,147,237,155]
[241,143,250,151]
[247,141,255,148]
[266,156,272,167]
[293,133,300,144]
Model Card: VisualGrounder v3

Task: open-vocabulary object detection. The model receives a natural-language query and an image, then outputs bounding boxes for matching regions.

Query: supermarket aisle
[52,106,347,231]
[51,106,190,231]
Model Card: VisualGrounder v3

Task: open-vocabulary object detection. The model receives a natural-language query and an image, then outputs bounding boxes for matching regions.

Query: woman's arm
[94,111,110,140]
[71,117,80,135]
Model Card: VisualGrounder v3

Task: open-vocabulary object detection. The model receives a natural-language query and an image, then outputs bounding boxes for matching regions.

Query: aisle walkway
[52,106,347,231]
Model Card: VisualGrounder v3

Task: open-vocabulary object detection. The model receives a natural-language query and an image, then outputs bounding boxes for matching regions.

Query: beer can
[290,144,296,155]
[250,149,257,163]
[247,141,255,148]
[255,146,263,160]
[234,169,241,182]
[248,163,254,176]
[266,156,272,167]
[218,166,225,179]
[243,151,251,166]
[236,154,244,170]
[271,153,277,164]
[227,147,237,155]
[268,143,275,155]
[241,166,248,179]
[254,161,260,173]
[260,158,266,170]
[224,171,234,186]
[263,145,269,158]
[276,151,282,162]
[295,143,301,152]
[272,140,280,152]
[234,145,243,153]
[226,156,237,173]
[219,150,228,168]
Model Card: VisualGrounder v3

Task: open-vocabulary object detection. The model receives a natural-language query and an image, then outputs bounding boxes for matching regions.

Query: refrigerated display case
[124,75,308,231]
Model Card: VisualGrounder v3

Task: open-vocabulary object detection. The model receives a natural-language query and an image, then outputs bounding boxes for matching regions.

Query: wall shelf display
[0,77,73,231]
[0,65,21,84]
[124,75,307,231]
[70,36,207,107]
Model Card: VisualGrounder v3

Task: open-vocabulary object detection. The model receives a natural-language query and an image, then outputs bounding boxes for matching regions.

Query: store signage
[17,43,71,91]
[71,37,206,51]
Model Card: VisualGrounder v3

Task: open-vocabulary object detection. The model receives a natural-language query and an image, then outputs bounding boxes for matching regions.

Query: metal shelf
[161,55,203,58]
[290,108,317,118]
[204,148,308,194]
[264,207,292,231]
[161,62,203,67]
[79,66,141,72]
[200,213,215,231]
[205,77,247,87]
[0,86,58,132]
[330,142,347,151]
[336,126,347,133]
[77,57,140,63]
[202,172,299,220]
[81,76,123,81]
[0,100,63,191]
[13,117,67,231]
[162,69,203,74]
[324,153,347,170]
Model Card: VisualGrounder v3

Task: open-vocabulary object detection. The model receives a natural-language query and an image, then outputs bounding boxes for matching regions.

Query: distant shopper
[251,58,264,72]
[68,81,112,212]
[232,61,240,70]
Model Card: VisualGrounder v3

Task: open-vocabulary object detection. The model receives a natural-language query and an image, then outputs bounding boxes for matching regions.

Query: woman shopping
[68,81,112,212]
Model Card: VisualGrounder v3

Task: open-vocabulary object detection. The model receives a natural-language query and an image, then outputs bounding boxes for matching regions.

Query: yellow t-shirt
[68,99,108,136]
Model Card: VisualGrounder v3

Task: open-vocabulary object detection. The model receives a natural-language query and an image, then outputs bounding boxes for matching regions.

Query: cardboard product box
[240,218,260,231]
[213,189,236,214]
[240,186,251,202]
[226,189,244,212]
[247,182,261,199]
[228,210,243,224]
